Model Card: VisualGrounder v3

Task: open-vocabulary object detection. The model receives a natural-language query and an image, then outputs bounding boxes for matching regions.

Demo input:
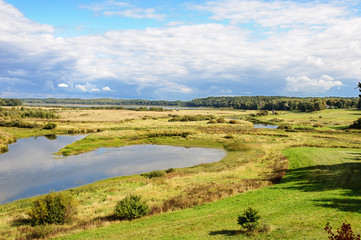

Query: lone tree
[358,82,361,109]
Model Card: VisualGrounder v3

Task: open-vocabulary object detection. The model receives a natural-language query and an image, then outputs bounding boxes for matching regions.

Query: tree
[237,207,261,231]
[357,82,361,109]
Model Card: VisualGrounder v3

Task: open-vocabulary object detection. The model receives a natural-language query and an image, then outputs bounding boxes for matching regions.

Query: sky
[0,0,361,100]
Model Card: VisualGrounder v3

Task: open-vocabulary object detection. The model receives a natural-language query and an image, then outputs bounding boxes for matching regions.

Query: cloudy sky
[1,0,361,100]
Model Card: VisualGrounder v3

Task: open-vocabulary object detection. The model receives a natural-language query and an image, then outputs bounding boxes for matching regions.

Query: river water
[0,135,225,204]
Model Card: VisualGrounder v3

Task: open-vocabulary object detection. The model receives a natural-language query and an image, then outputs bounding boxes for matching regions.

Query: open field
[0,107,360,239]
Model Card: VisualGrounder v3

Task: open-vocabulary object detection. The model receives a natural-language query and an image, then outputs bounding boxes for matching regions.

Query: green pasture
[57,147,361,240]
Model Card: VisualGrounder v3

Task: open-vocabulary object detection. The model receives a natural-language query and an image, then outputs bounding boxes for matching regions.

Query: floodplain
[0,106,360,239]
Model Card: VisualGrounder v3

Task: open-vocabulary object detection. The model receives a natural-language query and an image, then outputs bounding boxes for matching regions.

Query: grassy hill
[56,147,361,239]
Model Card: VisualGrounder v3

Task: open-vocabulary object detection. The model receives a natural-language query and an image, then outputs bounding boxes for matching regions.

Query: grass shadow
[209,229,245,236]
[279,151,361,213]
[12,217,32,227]
[313,198,361,213]
[93,214,118,222]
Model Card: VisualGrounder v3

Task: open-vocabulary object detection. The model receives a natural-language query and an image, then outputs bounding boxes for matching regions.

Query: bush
[29,192,78,225]
[166,168,175,173]
[237,207,261,231]
[350,118,361,129]
[325,222,360,240]
[114,195,149,220]
[43,122,57,129]
[216,118,226,123]
[141,170,165,179]
[228,120,239,124]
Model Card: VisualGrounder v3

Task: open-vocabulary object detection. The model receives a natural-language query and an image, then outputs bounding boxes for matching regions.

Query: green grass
[56,147,361,239]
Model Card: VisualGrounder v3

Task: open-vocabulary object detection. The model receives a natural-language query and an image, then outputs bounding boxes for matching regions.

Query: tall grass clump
[141,170,165,179]
[114,195,149,220]
[28,192,78,225]
[43,122,57,129]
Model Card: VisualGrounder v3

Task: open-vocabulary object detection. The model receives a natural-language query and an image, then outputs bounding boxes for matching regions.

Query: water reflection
[0,135,225,204]
[253,124,278,129]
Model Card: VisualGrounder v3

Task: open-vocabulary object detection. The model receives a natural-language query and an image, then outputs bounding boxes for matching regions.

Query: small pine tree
[237,207,261,231]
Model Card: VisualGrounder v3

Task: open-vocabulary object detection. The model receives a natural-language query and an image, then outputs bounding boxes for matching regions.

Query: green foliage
[168,114,215,122]
[325,222,360,240]
[147,131,191,138]
[237,207,261,231]
[141,170,165,179]
[224,142,250,152]
[0,98,22,106]
[0,107,58,120]
[0,120,38,128]
[256,110,268,116]
[28,192,78,225]
[165,168,175,173]
[114,195,149,220]
[43,122,57,129]
[350,118,361,129]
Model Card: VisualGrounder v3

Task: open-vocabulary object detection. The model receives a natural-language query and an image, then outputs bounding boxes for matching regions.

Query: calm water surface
[253,124,278,129]
[0,135,225,204]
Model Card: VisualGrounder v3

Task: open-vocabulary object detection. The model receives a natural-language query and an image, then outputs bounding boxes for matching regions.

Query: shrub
[277,124,292,130]
[256,110,268,116]
[216,118,226,123]
[114,195,149,220]
[350,118,361,129]
[228,120,239,124]
[325,222,360,240]
[43,122,57,129]
[237,207,261,231]
[28,192,78,225]
[165,168,175,173]
[141,170,165,179]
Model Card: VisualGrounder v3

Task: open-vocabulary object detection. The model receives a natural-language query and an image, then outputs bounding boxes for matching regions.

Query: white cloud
[104,8,166,20]
[75,84,87,92]
[196,0,350,27]
[80,1,165,20]
[102,86,112,91]
[79,1,131,12]
[1,0,361,98]
[285,75,343,93]
[58,83,69,88]
[167,21,186,26]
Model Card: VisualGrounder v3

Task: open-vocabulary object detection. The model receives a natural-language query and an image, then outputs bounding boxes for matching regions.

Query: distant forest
[20,96,360,112]
[0,98,22,106]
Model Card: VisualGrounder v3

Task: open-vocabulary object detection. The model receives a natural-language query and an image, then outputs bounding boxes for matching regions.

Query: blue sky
[1,0,361,100]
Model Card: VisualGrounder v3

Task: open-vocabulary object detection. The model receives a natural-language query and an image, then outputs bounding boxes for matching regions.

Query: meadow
[0,106,360,239]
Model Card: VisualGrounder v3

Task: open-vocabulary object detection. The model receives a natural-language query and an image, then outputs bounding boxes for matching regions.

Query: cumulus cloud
[1,0,361,98]
[285,75,343,93]
[102,86,113,91]
[195,0,349,27]
[75,84,87,92]
[58,83,69,88]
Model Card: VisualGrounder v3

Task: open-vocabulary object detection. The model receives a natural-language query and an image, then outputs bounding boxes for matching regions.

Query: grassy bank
[56,147,361,239]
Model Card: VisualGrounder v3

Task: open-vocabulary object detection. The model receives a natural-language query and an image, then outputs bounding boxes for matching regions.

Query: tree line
[0,98,22,106]
[22,96,359,112]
